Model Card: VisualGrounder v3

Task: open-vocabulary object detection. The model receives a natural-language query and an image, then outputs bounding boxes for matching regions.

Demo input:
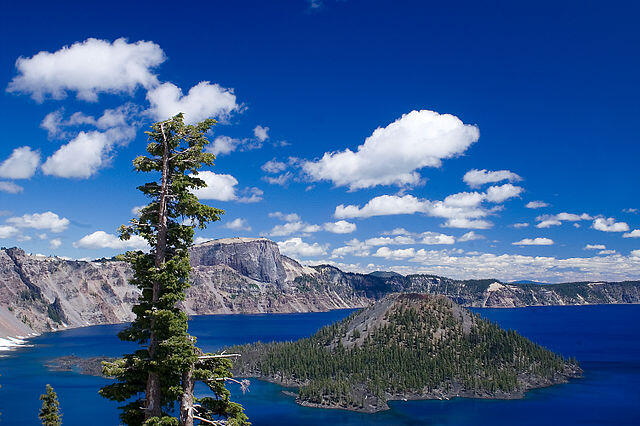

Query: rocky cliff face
[1,238,639,338]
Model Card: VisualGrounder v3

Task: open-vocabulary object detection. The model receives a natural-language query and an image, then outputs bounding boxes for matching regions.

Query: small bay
[0,305,638,425]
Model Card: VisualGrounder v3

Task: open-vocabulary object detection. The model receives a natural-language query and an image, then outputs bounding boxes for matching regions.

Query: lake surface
[1,305,639,425]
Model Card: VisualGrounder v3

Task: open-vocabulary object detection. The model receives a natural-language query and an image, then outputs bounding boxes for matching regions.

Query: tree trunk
[145,122,171,420]
[179,364,195,426]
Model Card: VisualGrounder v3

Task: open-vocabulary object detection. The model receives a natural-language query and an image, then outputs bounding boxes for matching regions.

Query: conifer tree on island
[99,114,249,426]
[39,384,62,426]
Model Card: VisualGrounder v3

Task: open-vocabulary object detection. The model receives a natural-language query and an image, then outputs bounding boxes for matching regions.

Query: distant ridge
[1,238,639,339]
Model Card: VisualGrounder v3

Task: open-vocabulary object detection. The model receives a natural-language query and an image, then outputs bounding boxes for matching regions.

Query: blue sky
[1,0,639,282]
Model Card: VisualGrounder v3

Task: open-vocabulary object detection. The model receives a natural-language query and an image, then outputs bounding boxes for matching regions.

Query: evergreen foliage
[233,294,580,411]
[39,384,61,426]
[99,114,249,425]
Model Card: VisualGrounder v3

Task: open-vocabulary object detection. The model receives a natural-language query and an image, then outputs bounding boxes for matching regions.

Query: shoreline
[0,334,35,353]
[2,301,639,341]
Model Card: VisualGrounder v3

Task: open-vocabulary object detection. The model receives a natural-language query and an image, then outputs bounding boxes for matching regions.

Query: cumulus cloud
[463,169,521,188]
[74,231,149,250]
[41,126,135,178]
[623,229,640,238]
[6,211,69,232]
[592,217,630,233]
[0,182,23,194]
[50,238,62,249]
[269,212,301,222]
[237,187,263,203]
[484,184,523,203]
[8,38,165,102]
[263,172,293,186]
[253,125,269,142]
[223,218,251,231]
[458,231,484,242]
[597,249,617,255]
[269,221,321,237]
[191,171,239,201]
[261,159,288,174]
[373,247,416,260]
[512,223,529,228]
[334,193,494,229]
[205,136,241,156]
[0,146,40,179]
[303,110,479,190]
[0,225,19,239]
[323,220,356,234]
[146,81,238,124]
[536,212,592,228]
[41,104,139,140]
[584,244,606,250]
[335,194,429,218]
[277,237,327,258]
[526,200,549,209]
[512,237,554,246]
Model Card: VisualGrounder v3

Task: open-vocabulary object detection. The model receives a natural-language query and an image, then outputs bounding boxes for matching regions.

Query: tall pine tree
[39,384,61,426]
[100,114,249,425]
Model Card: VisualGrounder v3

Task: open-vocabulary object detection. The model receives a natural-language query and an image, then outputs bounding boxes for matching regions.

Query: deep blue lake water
[1,305,639,425]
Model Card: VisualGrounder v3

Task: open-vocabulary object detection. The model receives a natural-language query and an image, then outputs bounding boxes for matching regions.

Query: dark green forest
[232,294,580,411]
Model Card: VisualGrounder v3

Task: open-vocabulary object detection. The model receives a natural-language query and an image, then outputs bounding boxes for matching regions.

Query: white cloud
[0,182,23,194]
[512,237,554,246]
[331,239,371,258]
[41,104,138,139]
[584,244,606,250]
[8,38,165,102]
[237,187,263,203]
[261,159,288,174]
[253,125,269,142]
[269,212,301,222]
[536,212,592,228]
[146,81,238,124]
[420,231,456,244]
[365,236,416,246]
[42,126,134,178]
[458,231,484,242]
[74,231,149,250]
[512,222,529,228]
[269,221,321,237]
[632,250,640,258]
[206,136,242,156]
[0,146,40,179]
[623,208,638,214]
[277,237,327,258]
[303,110,479,190]
[373,247,416,260]
[191,171,238,201]
[526,200,549,209]
[323,220,356,234]
[335,194,429,218]
[592,217,630,233]
[6,211,69,233]
[484,184,523,203]
[50,238,62,249]
[463,169,521,188]
[131,205,145,216]
[623,229,640,238]
[223,218,251,231]
[0,225,19,239]
[597,249,617,255]
[335,193,493,229]
[443,191,484,208]
[263,173,293,186]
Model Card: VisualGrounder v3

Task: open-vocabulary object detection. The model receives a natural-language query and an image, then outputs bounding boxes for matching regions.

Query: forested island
[231,293,582,412]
